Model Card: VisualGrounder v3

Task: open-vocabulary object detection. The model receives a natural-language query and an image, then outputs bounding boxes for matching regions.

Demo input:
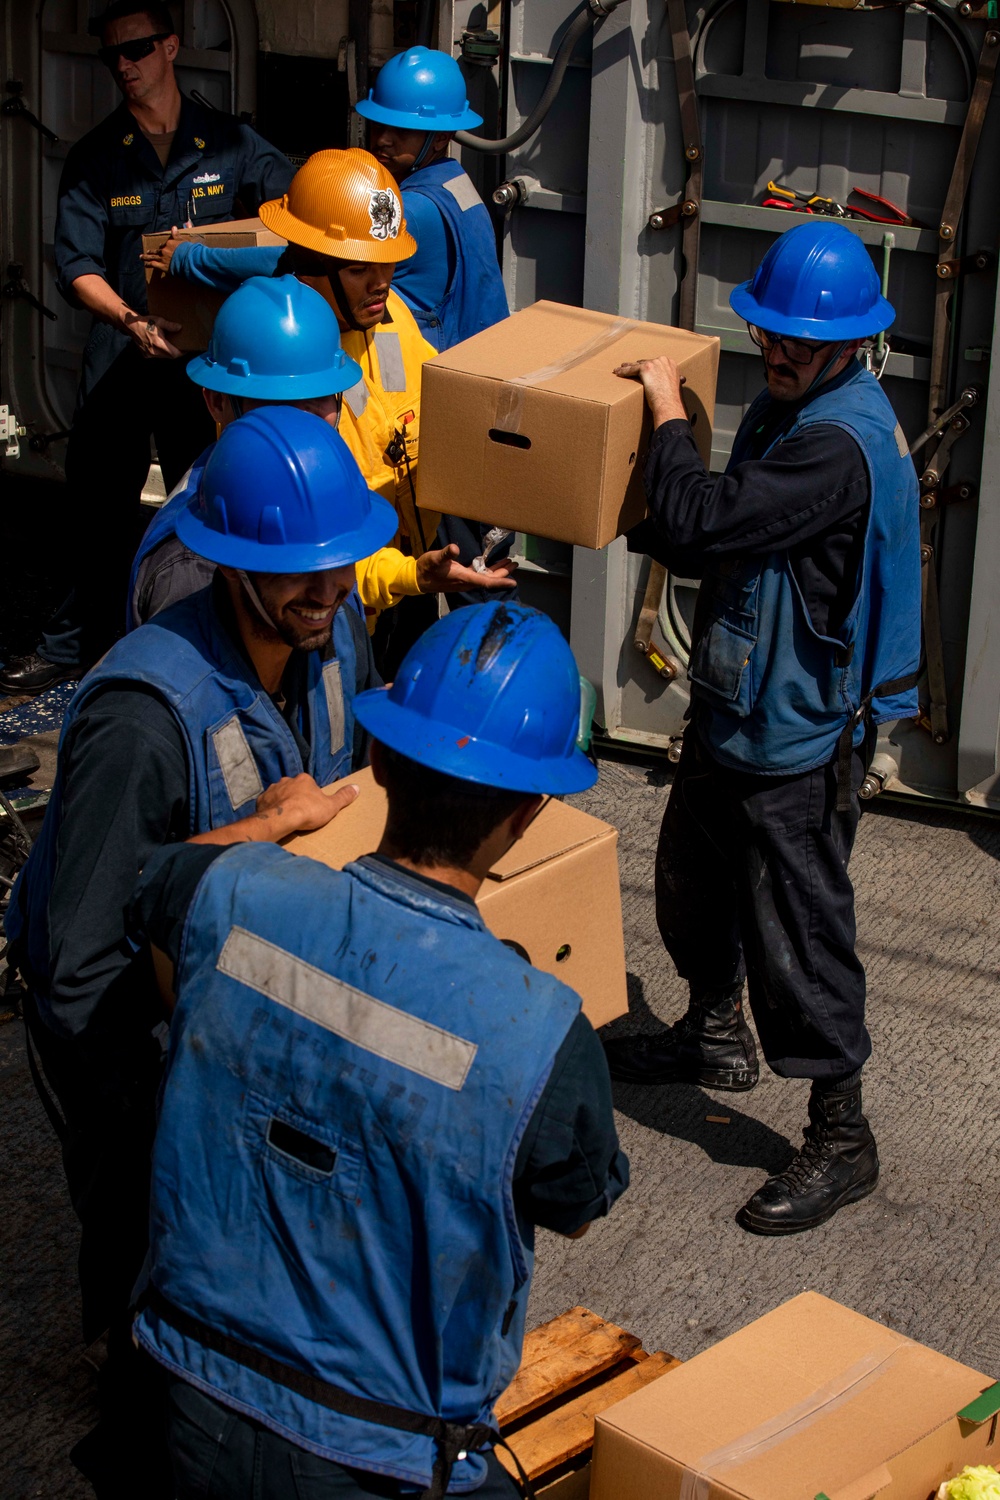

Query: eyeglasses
[98,33,171,68]
[748,326,829,366]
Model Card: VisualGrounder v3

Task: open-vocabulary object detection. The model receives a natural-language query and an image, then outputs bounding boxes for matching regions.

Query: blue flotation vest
[7,587,359,1026]
[398,160,508,351]
[688,365,921,777]
[134,846,579,1492]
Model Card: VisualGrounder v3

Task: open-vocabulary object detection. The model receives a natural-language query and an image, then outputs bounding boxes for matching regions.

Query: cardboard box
[590,1292,1000,1500]
[143,218,286,351]
[417,300,720,550]
[285,766,628,1029]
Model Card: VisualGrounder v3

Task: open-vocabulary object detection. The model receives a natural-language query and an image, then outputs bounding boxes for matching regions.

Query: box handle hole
[488,429,532,449]
[555,944,571,963]
[628,451,636,465]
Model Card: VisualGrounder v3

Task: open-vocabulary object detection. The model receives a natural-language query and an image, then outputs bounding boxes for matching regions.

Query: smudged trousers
[656,726,874,1082]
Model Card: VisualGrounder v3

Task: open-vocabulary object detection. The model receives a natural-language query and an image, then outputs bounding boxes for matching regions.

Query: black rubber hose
[455,0,626,154]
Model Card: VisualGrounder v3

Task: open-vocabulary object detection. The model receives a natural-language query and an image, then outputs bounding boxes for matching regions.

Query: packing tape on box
[678,1347,909,1500]
[492,317,639,435]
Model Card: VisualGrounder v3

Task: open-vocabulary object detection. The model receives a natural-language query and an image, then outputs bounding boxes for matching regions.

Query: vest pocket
[245,1092,363,1201]
[687,563,761,717]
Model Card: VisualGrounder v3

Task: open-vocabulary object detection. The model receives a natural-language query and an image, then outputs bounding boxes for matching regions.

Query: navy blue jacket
[55,94,292,394]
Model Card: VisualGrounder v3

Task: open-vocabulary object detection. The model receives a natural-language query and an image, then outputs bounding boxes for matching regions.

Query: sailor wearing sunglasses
[0,0,293,700]
[606,220,921,1240]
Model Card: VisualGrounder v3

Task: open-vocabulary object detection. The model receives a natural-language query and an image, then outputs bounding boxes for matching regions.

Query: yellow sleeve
[354,549,422,614]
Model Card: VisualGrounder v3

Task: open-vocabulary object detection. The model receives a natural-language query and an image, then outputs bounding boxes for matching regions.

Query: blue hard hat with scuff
[730,220,895,340]
[353,601,599,794]
[186,276,363,401]
[176,405,397,573]
[355,47,483,132]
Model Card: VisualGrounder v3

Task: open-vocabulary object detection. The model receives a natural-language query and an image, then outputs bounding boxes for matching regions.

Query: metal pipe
[456,0,627,154]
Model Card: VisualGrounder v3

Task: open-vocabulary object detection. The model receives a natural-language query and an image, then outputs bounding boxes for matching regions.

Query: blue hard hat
[354,602,599,795]
[730,221,895,340]
[355,47,483,132]
[176,405,398,573]
[186,276,363,400]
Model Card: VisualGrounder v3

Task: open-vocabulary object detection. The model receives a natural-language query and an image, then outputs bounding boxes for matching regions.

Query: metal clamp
[0,406,27,460]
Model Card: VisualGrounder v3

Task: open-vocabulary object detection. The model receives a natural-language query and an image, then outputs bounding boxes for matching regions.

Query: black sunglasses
[748,325,830,366]
[98,32,171,67]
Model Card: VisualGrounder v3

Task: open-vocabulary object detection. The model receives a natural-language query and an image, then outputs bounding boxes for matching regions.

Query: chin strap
[410,131,439,172]
[236,570,277,632]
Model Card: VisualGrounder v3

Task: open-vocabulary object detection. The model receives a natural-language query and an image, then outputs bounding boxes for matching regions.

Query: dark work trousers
[166,1377,522,1499]
[655,724,874,1081]
[41,344,216,668]
[23,994,171,1493]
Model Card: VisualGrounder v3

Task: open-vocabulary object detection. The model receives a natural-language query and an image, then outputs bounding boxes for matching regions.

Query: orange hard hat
[259,148,417,263]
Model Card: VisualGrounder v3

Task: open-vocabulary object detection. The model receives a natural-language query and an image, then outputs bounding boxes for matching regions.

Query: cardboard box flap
[597,1294,995,1500]
[958,1383,1000,1425]
[486,797,615,881]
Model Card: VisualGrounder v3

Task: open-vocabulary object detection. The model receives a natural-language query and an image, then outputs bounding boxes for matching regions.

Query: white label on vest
[893,422,909,459]
[443,172,482,213]
[213,717,264,812]
[375,330,406,394]
[217,927,478,1091]
[323,659,345,755]
[343,378,369,419]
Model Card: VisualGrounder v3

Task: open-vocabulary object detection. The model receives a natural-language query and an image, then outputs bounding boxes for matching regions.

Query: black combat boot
[737,1075,879,1235]
[603,985,759,1090]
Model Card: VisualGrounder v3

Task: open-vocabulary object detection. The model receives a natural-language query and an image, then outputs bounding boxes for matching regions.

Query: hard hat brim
[185,350,365,399]
[353,692,600,796]
[730,282,896,340]
[355,99,484,131]
[259,197,417,265]
[174,490,399,573]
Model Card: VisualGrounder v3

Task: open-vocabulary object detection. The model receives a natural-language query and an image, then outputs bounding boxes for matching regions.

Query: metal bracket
[2,262,57,321]
[648,200,699,232]
[935,250,995,280]
[1,81,59,144]
[0,406,27,461]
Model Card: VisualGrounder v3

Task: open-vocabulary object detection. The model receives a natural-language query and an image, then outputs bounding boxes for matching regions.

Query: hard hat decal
[369,188,401,241]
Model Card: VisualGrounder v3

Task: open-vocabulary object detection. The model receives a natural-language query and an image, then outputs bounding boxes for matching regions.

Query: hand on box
[256,774,360,838]
[122,308,183,360]
[614,356,688,430]
[141,227,184,275]
[417,542,518,595]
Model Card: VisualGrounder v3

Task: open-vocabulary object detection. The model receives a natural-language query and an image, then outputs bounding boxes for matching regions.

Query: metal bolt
[920,544,934,563]
[681,199,699,217]
[685,145,701,161]
[987,29,1000,45]
[649,212,666,231]
[936,263,953,279]
[957,484,972,499]
[922,469,939,487]
[920,492,938,509]
[858,774,883,801]
[940,223,954,240]
[666,738,683,764]
[958,1,974,14]
[934,732,948,744]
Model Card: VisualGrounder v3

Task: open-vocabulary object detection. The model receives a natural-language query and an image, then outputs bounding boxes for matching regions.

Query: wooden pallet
[495,1307,682,1496]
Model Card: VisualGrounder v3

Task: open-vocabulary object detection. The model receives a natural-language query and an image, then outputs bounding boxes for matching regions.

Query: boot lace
[772,1131,830,1191]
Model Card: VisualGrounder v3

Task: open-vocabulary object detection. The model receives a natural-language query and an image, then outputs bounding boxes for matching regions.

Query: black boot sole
[607,1061,759,1092]
[735,1164,880,1236]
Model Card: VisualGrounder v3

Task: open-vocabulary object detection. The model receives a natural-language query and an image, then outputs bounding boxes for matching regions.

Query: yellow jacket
[300,286,440,550]
[354,548,420,616]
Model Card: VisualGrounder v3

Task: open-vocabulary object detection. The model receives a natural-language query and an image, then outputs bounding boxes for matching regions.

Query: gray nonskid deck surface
[532,756,1000,1378]
[2,752,998,1497]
